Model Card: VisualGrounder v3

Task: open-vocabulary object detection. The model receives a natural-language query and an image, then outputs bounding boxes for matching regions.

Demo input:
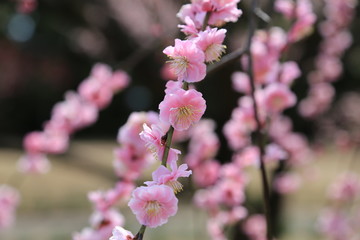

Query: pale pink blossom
[274,173,301,194]
[195,28,227,62]
[23,130,69,154]
[188,131,219,160]
[88,181,135,212]
[78,77,113,109]
[89,209,124,237]
[163,39,206,83]
[159,88,206,131]
[90,63,113,82]
[139,123,181,164]
[264,143,288,163]
[279,61,301,85]
[106,70,130,92]
[232,72,251,94]
[128,185,178,228]
[207,219,226,240]
[177,0,242,29]
[117,111,162,152]
[288,0,316,42]
[275,0,295,19]
[233,146,260,168]
[178,16,199,38]
[223,120,250,150]
[262,83,296,113]
[194,188,219,210]
[0,185,20,229]
[268,115,292,139]
[145,163,192,193]
[193,160,220,187]
[109,226,134,240]
[51,91,98,133]
[243,214,266,240]
[164,80,183,95]
[328,173,360,202]
[220,163,248,185]
[318,209,352,240]
[17,153,51,174]
[216,180,245,206]
[113,144,152,180]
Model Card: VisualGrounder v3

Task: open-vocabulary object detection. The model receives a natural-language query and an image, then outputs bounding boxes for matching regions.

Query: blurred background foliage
[0,0,358,145]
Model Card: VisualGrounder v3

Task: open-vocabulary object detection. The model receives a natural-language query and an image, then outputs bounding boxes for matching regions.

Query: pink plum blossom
[328,173,360,202]
[106,70,130,92]
[192,160,220,187]
[159,88,206,131]
[0,185,20,229]
[139,123,181,164]
[262,83,296,113]
[113,144,152,180]
[51,91,98,133]
[17,153,51,174]
[117,111,163,152]
[89,209,124,237]
[243,214,266,240]
[279,61,301,85]
[128,185,178,228]
[216,180,245,206]
[195,28,227,62]
[88,182,135,212]
[232,72,251,94]
[109,226,134,240]
[163,39,206,83]
[274,173,301,194]
[78,77,113,109]
[145,163,192,193]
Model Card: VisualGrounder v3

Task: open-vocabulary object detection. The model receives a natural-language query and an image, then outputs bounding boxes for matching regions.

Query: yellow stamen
[145,200,161,216]
[166,180,183,194]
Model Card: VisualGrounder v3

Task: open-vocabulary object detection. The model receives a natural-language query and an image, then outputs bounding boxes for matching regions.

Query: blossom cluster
[18,63,130,174]
[299,0,357,118]
[318,172,360,240]
[108,0,243,239]
[188,1,316,239]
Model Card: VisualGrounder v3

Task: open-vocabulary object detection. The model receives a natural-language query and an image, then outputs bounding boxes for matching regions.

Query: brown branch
[246,0,274,239]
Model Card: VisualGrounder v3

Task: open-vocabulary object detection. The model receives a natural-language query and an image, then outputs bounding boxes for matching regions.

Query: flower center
[205,43,226,62]
[166,180,183,194]
[169,56,189,77]
[145,200,161,216]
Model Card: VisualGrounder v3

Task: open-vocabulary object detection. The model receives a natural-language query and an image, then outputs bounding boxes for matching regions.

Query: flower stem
[161,126,175,166]
[134,225,147,240]
[246,0,273,239]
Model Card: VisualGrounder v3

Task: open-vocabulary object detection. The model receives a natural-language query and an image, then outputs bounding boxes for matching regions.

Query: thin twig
[206,48,247,74]
[246,0,274,239]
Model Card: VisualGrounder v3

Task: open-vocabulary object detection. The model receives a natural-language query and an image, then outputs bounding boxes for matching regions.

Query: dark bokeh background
[1,0,360,153]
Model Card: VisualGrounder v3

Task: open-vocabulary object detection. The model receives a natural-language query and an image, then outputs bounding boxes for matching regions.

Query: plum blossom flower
[145,163,192,193]
[17,153,51,174]
[128,185,178,228]
[139,123,181,164]
[159,88,206,131]
[0,185,20,229]
[195,28,227,62]
[109,226,134,240]
[262,83,296,113]
[192,160,220,187]
[163,39,206,83]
